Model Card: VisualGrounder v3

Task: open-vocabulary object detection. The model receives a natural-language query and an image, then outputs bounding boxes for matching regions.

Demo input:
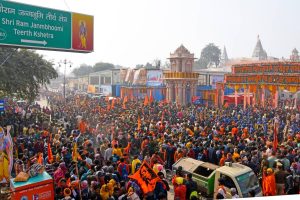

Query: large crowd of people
[0,92,300,200]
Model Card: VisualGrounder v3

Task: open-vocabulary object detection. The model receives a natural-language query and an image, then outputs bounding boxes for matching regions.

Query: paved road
[168,184,174,199]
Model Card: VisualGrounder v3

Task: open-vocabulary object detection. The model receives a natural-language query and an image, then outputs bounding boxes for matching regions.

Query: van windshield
[236,172,261,197]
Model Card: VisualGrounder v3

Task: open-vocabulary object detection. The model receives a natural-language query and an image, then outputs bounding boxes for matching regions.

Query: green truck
[172,157,262,199]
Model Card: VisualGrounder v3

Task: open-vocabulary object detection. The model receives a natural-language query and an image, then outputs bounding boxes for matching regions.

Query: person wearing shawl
[263,168,276,196]
[100,184,110,200]
[131,155,141,174]
[174,177,187,200]
[150,151,164,168]
[232,148,240,162]
[54,162,68,184]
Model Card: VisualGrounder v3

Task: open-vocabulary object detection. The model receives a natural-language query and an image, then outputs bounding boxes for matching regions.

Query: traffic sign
[0,1,93,52]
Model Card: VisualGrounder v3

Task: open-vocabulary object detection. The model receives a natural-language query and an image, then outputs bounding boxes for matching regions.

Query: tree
[144,62,154,69]
[72,64,93,76]
[198,43,221,68]
[0,47,58,101]
[93,62,114,72]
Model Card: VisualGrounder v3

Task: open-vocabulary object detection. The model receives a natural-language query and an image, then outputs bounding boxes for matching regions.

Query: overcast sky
[12,0,300,74]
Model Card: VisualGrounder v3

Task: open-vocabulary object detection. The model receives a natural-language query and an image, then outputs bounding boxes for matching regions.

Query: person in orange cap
[263,168,276,196]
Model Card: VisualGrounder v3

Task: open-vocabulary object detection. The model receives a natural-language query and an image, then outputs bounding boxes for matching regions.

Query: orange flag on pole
[128,161,161,194]
[137,116,141,130]
[144,95,149,106]
[122,96,127,109]
[37,153,43,165]
[47,143,53,164]
[79,120,86,134]
[107,101,111,111]
[111,98,115,109]
[149,90,154,103]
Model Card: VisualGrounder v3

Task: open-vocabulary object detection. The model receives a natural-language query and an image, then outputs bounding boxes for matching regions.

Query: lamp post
[58,59,72,100]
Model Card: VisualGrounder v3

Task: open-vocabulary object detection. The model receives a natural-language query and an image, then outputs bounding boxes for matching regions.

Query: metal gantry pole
[58,59,72,101]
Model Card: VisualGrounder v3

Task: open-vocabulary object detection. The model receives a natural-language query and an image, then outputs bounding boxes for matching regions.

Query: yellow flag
[72,143,79,162]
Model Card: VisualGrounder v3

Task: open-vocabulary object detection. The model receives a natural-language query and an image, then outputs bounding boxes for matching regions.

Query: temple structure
[252,35,268,60]
[163,45,198,105]
[220,46,229,65]
[290,48,299,61]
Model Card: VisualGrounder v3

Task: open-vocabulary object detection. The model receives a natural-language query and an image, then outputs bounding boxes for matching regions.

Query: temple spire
[252,35,267,60]
[222,46,229,62]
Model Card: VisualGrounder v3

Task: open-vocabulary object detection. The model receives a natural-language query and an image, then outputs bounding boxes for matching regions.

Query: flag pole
[73,142,82,200]
[75,161,82,200]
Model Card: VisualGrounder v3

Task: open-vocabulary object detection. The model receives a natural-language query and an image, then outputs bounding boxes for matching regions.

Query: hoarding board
[146,70,163,86]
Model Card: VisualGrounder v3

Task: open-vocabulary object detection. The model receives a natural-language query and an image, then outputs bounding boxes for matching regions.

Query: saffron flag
[37,153,43,165]
[48,143,54,164]
[187,128,194,136]
[111,98,115,109]
[144,95,149,106]
[128,161,161,194]
[79,120,86,134]
[107,101,111,111]
[72,143,79,162]
[122,96,128,109]
[137,116,141,130]
[149,90,154,103]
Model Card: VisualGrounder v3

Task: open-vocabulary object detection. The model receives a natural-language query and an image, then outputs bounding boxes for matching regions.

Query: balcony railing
[163,72,199,79]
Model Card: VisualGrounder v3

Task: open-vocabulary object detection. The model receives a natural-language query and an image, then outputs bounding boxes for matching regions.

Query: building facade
[88,69,120,95]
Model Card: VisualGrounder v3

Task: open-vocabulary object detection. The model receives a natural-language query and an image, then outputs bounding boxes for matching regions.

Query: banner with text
[0,1,93,52]
[225,74,300,85]
[232,64,300,74]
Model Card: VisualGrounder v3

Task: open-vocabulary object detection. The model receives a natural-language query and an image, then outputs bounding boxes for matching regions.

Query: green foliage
[198,43,221,68]
[72,62,115,77]
[72,64,93,77]
[93,62,114,72]
[0,47,58,102]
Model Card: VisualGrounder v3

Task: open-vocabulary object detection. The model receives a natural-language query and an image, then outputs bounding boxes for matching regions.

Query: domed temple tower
[164,45,198,105]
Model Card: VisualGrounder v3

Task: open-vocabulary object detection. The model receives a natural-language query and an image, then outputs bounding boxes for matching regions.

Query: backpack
[121,164,128,180]
[112,154,119,163]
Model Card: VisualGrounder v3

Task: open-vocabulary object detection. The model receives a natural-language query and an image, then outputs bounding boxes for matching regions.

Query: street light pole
[58,59,72,100]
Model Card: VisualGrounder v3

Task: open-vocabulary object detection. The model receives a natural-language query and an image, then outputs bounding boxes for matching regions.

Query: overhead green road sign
[0,1,94,52]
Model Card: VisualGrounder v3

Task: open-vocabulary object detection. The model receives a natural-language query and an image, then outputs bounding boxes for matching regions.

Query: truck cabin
[172,158,219,196]
[215,162,262,198]
[172,158,262,198]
